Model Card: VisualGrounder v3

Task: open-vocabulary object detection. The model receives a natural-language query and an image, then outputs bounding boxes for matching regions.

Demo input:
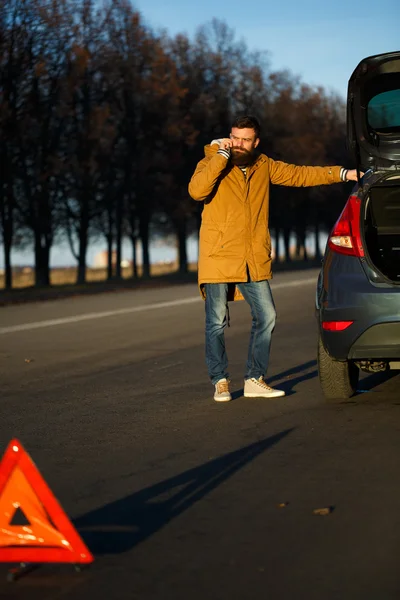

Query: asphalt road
[0,269,400,600]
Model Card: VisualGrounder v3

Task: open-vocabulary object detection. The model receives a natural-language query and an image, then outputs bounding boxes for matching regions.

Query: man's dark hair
[231,115,261,138]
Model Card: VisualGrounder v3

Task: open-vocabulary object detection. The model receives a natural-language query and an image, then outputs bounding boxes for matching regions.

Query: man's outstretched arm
[269,159,363,187]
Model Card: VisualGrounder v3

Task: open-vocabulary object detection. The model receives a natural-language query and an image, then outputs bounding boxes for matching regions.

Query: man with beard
[188,115,359,402]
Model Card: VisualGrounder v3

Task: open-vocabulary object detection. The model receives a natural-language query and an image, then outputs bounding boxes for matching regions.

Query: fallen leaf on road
[277,502,289,508]
[24,358,34,363]
[313,506,334,516]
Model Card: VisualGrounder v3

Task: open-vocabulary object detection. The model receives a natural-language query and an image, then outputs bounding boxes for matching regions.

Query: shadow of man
[75,429,294,555]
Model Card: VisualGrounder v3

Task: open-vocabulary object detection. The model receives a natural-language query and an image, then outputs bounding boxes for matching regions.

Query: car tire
[317,333,359,401]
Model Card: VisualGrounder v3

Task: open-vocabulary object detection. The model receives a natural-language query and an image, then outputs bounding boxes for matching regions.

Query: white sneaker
[214,378,232,402]
[244,376,285,398]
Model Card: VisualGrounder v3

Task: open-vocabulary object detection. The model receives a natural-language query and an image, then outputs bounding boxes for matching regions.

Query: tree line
[0,0,352,289]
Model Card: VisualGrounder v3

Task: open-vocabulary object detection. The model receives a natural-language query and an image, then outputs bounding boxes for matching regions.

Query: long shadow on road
[75,429,294,556]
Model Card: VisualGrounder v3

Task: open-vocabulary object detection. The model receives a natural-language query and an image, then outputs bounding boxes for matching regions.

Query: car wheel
[317,334,359,401]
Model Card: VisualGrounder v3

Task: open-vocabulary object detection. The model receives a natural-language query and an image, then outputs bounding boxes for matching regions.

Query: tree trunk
[314,221,321,261]
[296,227,308,261]
[34,236,50,287]
[302,231,308,261]
[104,202,114,280]
[115,195,123,280]
[295,232,302,258]
[107,233,113,280]
[283,229,291,262]
[177,217,188,274]
[77,214,89,285]
[273,227,281,263]
[3,243,12,290]
[0,193,13,290]
[130,235,138,279]
[33,192,52,287]
[139,215,150,278]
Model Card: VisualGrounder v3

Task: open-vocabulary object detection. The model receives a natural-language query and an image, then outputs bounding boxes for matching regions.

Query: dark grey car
[316,51,400,401]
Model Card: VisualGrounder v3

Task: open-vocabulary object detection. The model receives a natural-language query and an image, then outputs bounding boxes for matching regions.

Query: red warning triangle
[0,439,93,564]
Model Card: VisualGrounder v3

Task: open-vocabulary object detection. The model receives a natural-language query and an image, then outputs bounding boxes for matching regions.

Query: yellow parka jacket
[189,144,344,300]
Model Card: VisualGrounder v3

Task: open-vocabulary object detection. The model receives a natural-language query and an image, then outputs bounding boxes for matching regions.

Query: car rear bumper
[348,323,400,359]
[317,253,400,360]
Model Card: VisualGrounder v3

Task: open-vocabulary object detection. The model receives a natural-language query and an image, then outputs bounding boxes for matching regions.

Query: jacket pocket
[209,230,224,256]
[201,226,225,257]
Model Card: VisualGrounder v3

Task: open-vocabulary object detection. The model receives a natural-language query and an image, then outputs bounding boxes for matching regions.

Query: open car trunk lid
[347,51,400,174]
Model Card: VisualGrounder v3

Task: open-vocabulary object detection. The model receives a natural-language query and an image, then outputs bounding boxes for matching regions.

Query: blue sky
[134,0,400,98]
[2,0,400,269]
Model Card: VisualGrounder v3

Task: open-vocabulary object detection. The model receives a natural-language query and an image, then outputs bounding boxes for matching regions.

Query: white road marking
[272,277,316,290]
[0,276,317,335]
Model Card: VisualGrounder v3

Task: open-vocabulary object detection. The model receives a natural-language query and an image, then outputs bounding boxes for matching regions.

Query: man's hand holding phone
[218,138,232,150]
[210,137,232,160]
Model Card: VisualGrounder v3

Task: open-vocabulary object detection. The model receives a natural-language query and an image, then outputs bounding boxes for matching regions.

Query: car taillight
[328,195,364,257]
[322,321,354,331]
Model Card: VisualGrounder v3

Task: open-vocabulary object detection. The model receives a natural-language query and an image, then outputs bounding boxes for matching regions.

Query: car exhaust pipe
[355,360,389,373]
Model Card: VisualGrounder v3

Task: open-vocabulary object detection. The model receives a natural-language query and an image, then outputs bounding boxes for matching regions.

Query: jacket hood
[204,144,218,157]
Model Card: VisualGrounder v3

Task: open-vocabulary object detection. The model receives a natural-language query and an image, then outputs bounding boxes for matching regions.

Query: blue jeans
[204,281,276,385]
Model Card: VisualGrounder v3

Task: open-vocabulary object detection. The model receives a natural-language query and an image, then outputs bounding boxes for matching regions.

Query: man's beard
[231,148,255,167]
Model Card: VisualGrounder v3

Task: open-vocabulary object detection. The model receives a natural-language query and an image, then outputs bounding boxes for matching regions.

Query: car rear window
[368,89,400,132]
